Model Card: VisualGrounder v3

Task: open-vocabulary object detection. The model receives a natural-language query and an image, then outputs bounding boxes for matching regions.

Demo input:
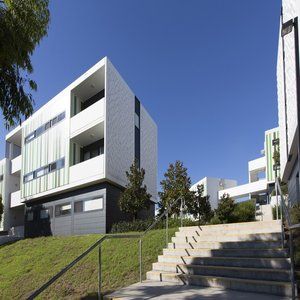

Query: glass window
[25,132,35,143]
[24,172,34,183]
[45,121,51,131]
[36,166,48,178]
[49,162,57,172]
[56,158,65,170]
[51,116,58,126]
[0,175,3,182]
[27,212,34,221]
[135,113,140,129]
[57,111,66,122]
[35,125,44,137]
[74,201,83,213]
[84,198,103,212]
[55,203,71,217]
[40,207,52,219]
[83,151,90,161]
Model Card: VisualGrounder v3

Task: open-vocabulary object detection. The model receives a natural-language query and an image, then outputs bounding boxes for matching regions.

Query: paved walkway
[105,281,288,300]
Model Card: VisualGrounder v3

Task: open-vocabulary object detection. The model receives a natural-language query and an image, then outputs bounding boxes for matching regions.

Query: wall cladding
[105,59,135,187]
[140,105,157,201]
[21,91,70,198]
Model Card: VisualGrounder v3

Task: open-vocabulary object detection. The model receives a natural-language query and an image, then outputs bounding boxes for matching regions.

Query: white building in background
[0,57,157,237]
[277,0,300,205]
[191,177,237,209]
[218,128,280,203]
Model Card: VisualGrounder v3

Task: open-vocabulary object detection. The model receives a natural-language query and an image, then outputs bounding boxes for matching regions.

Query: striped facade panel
[0,160,5,230]
[21,94,70,198]
[265,130,280,182]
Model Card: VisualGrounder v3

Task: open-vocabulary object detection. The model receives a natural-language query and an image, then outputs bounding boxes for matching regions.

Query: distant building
[191,177,237,209]
[218,127,280,203]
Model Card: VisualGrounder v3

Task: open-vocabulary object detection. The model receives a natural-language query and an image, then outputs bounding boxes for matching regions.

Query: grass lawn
[0,228,177,299]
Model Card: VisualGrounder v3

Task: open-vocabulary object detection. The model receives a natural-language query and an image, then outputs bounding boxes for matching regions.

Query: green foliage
[272,205,282,220]
[290,204,300,225]
[119,162,152,220]
[186,184,212,225]
[158,160,194,216]
[215,193,235,223]
[0,0,50,128]
[232,199,255,223]
[110,217,197,233]
[0,195,3,223]
[209,215,222,225]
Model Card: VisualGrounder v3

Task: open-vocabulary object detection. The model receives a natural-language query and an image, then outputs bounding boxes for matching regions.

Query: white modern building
[218,128,280,203]
[277,0,300,205]
[191,177,237,209]
[0,57,157,237]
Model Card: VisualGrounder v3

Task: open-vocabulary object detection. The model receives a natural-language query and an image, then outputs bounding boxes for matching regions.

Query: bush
[209,215,221,225]
[232,199,255,223]
[110,217,198,233]
[215,194,235,223]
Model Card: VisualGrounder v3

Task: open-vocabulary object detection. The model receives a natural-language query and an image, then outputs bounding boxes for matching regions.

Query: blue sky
[0,0,281,186]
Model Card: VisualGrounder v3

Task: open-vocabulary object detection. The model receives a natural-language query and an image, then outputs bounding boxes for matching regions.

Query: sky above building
[0,0,282,187]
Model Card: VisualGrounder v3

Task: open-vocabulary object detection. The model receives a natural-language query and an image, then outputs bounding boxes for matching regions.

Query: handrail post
[276,180,279,220]
[166,208,169,247]
[139,239,142,283]
[98,244,102,300]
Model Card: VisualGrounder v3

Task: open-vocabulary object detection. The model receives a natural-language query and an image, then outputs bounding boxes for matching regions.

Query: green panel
[21,107,70,198]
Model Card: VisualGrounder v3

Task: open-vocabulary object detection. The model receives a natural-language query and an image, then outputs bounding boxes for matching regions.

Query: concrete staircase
[147,220,295,297]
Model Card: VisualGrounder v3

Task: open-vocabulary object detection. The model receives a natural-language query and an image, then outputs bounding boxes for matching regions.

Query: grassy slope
[0,228,177,299]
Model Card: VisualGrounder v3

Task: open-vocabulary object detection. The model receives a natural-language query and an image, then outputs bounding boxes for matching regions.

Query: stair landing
[104,280,288,300]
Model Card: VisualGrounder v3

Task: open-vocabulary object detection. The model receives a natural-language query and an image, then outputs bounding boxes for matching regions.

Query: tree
[158,160,194,216]
[0,195,3,223]
[0,0,50,128]
[119,162,152,220]
[187,184,212,225]
[215,193,235,223]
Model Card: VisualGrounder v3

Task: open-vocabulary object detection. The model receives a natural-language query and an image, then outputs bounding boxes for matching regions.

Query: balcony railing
[70,98,104,138]
[11,155,21,174]
[10,190,22,208]
[69,155,104,184]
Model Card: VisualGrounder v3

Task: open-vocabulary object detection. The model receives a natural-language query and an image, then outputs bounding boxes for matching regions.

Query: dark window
[36,166,48,178]
[56,158,65,169]
[58,111,66,122]
[55,203,71,217]
[35,126,44,137]
[74,201,83,213]
[81,89,105,111]
[24,172,34,183]
[0,175,3,182]
[40,207,53,219]
[51,116,58,126]
[49,162,57,172]
[45,121,51,130]
[27,212,34,221]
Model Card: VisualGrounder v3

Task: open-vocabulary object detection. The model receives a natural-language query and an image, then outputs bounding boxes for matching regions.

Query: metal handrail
[275,178,300,299]
[27,197,183,300]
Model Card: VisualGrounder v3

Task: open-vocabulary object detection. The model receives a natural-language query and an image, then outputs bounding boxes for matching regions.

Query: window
[135,113,140,129]
[25,132,35,143]
[27,212,34,221]
[24,111,66,144]
[49,162,57,172]
[0,175,3,182]
[272,138,279,146]
[74,198,103,213]
[36,166,48,178]
[56,158,65,169]
[55,203,71,217]
[40,207,53,219]
[24,172,34,183]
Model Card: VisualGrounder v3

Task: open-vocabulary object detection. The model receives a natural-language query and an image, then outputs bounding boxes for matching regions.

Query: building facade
[277,0,300,205]
[191,177,237,209]
[0,57,157,237]
[218,128,280,203]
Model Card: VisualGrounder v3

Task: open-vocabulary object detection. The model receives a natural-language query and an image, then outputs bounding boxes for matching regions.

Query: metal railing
[27,197,183,300]
[275,178,300,299]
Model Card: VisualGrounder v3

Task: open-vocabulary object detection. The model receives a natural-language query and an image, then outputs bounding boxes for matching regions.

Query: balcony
[69,154,104,184]
[70,98,104,138]
[10,190,23,208]
[11,155,21,175]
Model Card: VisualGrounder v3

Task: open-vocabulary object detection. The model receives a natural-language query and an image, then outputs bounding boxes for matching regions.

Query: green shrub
[209,215,221,225]
[232,199,255,223]
[110,217,198,233]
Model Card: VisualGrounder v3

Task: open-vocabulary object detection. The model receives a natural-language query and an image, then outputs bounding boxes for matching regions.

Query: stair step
[158,255,291,269]
[146,271,292,296]
[172,232,281,243]
[176,228,281,237]
[152,262,291,282]
[163,248,288,258]
[168,240,283,249]
[179,220,282,232]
